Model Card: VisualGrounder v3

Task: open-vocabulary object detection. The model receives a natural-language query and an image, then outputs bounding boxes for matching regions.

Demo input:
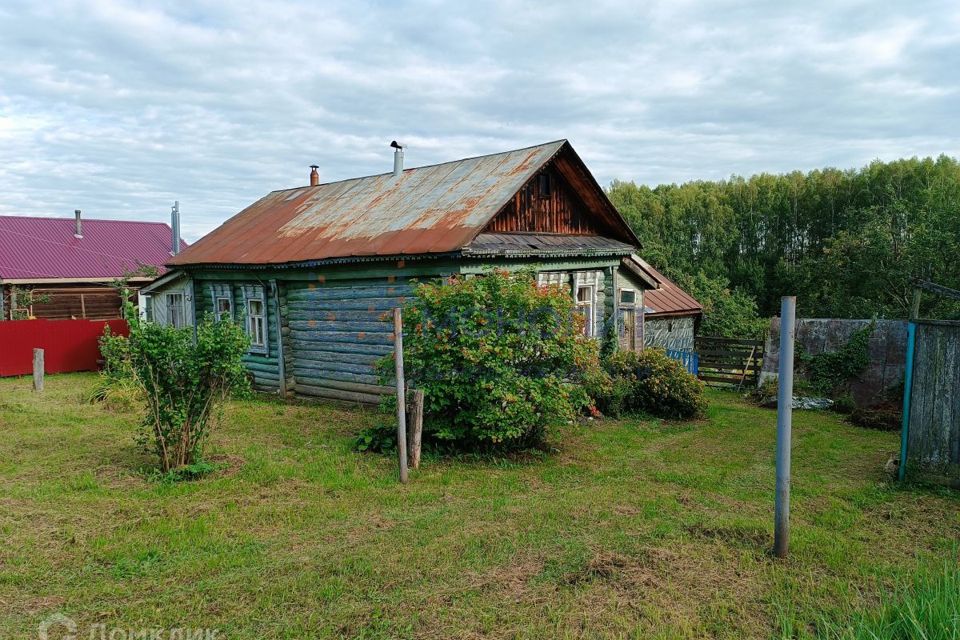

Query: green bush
[594,349,707,420]
[386,269,601,451]
[126,315,251,473]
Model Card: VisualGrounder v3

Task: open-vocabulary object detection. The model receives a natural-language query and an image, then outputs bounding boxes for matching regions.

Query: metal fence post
[774,296,795,558]
[898,322,917,481]
[393,308,409,484]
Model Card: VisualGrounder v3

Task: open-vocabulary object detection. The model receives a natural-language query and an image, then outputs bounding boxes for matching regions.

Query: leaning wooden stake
[32,348,44,392]
[409,389,424,469]
[393,308,409,484]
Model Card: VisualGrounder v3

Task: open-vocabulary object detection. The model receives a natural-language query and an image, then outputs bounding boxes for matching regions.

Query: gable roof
[0,216,185,282]
[627,255,703,317]
[169,140,639,267]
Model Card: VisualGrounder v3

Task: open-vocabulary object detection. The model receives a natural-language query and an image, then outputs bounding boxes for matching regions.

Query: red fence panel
[0,318,129,376]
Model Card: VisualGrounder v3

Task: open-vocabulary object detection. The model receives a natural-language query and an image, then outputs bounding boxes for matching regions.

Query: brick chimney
[309,165,319,186]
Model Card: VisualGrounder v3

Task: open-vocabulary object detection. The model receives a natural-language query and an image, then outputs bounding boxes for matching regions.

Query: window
[576,285,595,337]
[537,271,565,288]
[618,288,637,350]
[165,293,185,328]
[246,298,265,349]
[538,173,552,198]
[215,297,233,322]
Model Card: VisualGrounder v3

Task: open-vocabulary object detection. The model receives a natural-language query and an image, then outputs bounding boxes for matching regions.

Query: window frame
[165,292,185,328]
[575,284,596,337]
[214,296,233,322]
[246,297,266,352]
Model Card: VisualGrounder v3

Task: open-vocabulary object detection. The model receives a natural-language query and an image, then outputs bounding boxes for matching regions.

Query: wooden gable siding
[485,165,604,235]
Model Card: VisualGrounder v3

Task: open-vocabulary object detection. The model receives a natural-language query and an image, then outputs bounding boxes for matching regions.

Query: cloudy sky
[1,0,958,240]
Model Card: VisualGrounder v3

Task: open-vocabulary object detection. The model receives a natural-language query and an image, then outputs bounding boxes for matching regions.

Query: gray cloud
[1,0,957,240]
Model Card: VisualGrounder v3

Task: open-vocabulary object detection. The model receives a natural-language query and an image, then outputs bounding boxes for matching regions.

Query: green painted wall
[149,253,635,402]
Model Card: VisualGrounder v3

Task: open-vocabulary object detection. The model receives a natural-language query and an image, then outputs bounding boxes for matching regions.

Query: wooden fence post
[32,348,44,392]
[394,308,409,484]
[409,389,424,469]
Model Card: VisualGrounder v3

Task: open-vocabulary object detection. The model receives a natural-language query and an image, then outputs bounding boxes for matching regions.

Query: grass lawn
[0,373,957,639]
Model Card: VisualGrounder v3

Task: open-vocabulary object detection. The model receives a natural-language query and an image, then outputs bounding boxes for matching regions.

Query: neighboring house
[0,211,187,320]
[141,140,655,402]
[626,255,702,352]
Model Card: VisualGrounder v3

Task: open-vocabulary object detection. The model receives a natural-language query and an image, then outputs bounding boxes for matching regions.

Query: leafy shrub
[594,349,707,420]
[90,326,141,411]
[353,422,398,453]
[386,269,601,451]
[126,315,250,473]
[798,322,874,396]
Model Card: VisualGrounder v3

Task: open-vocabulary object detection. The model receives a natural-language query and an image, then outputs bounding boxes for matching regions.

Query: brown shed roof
[170,140,639,268]
[627,255,703,317]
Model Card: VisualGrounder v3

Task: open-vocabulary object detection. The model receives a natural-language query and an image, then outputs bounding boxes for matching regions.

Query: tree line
[607,155,960,337]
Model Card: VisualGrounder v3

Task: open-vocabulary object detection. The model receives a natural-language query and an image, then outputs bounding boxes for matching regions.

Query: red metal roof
[169,140,639,267]
[0,216,186,281]
[630,256,703,317]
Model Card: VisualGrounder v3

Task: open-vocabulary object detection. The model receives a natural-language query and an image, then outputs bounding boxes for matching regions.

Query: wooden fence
[903,320,960,481]
[694,336,764,388]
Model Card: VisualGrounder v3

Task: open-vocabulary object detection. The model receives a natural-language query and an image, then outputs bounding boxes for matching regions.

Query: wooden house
[141,140,655,402]
[0,212,187,321]
[627,255,702,351]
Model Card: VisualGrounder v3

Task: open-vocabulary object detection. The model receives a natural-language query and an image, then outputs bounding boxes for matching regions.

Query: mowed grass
[0,374,957,639]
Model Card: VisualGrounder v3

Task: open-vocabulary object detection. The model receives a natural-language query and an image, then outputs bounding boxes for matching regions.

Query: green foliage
[607,155,960,321]
[8,286,52,319]
[385,269,601,450]
[593,349,707,420]
[678,271,768,339]
[353,422,397,453]
[812,559,959,640]
[126,314,251,473]
[146,459,222,484]
[799,323,874,396]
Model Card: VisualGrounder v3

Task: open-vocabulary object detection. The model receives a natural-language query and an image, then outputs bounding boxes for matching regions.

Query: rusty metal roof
[170,140,636,267]
[628,255,703,317]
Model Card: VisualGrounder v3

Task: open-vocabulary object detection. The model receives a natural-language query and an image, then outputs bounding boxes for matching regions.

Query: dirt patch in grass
[685,522,770,551]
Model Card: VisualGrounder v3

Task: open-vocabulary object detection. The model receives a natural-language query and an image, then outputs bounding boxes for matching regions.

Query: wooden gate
[695,336,764,388]
[903,320,960,481]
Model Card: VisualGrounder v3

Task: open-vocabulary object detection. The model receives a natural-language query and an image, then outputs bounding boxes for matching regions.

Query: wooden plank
[295,384,383,405]
[289,340,391,356]
[288,319,392,332]
[288,329,395,345]
[286,297,407,311]
[291,368,380,386]
[285,286,412,301]
[294,377,392,396]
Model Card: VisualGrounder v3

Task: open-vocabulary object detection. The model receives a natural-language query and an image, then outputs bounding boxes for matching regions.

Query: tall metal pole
[774,296,796,558]
[393,308,409,484]
[898,322,917,481]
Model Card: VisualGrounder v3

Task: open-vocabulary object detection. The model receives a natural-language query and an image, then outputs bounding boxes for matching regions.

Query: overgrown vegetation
[798,323,874,396]
[94,303,251,473]
[2,374,957,638]
[810,559,959,640]
[126,315,251,472]
[590,348,707,419]
[379,269,600,451]
[608,156,960,324]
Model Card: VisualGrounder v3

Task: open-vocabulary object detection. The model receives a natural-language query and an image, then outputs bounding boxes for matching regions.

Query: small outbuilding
[142,140,655,402]
[624,255,702,352]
